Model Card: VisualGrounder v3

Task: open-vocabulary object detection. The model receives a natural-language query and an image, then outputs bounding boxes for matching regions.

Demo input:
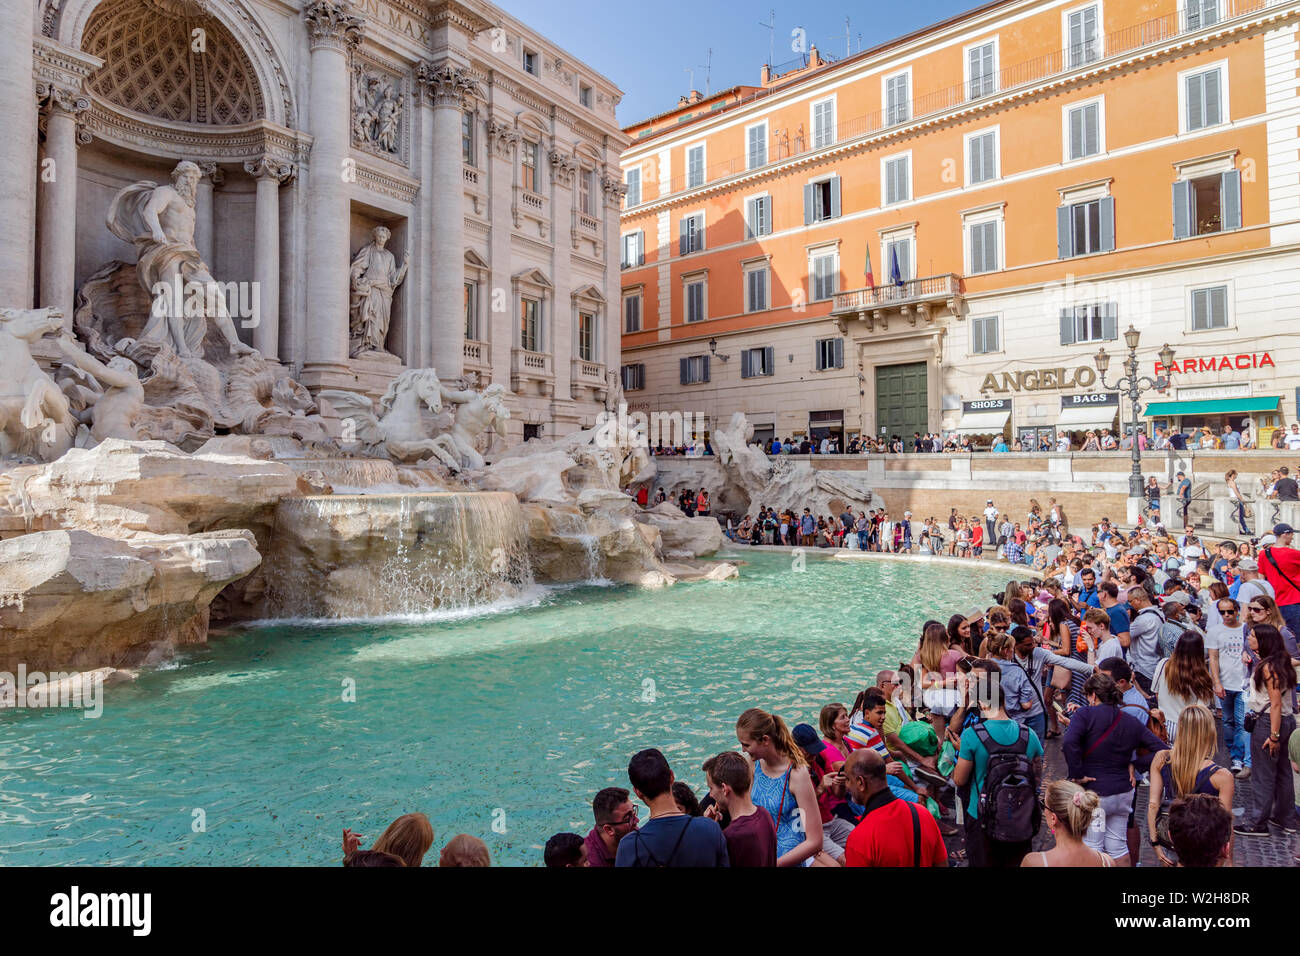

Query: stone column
[36,86,89,328]
[419,61,481,381]
[486,117,519,391]
[302,1,363,387]
[244,156,294,360]
[549,148,576,413]
[195,163,223,267]
[601,172,628,375]
[2,0,38,306]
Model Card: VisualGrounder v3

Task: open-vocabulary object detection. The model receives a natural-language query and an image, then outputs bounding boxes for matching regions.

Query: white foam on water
[242,582,558,630]
[165,670,283,695]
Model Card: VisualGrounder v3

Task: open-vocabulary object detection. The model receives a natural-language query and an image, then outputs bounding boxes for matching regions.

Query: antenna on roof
[829,16,851,59]
[684,66,695,94]
[699,48,713,97]
[758,9,775,67]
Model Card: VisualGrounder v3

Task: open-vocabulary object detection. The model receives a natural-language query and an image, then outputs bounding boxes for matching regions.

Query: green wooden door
[875,362,928,440]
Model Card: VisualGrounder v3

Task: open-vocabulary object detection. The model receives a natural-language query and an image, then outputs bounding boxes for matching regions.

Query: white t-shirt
[1286,432,1300,450]
[1097,636,1126,663]
[1236,578,1275,606]
[1205,621,1248,692]
[983,506,998,523]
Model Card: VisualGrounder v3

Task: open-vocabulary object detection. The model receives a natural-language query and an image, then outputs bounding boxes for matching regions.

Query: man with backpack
[615,749,729,867]
[952,673,1043,868]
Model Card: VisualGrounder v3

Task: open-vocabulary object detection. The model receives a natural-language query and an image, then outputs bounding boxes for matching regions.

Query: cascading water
[545,508,606,582]
[262,492,534,620]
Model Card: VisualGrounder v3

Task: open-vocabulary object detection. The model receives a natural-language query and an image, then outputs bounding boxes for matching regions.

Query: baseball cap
[1238,558,1259,571]
[792,723,826,754]
[1164,591,1191,606]
[1260,534,1277,548]
[1274,523,1295,536]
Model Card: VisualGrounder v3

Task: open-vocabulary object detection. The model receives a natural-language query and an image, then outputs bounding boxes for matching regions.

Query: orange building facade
[618,0,1300,449]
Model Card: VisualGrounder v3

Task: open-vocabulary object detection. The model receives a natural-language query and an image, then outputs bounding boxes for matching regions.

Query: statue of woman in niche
[348,225,409,357]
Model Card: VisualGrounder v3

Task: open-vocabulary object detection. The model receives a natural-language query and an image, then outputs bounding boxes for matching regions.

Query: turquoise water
[0,551,1007,866]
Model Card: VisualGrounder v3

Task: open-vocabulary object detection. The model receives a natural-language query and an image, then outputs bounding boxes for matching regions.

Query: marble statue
[352,68,402,155]
[427,382,510,472]
[320,368,445,464]
[106,160,258,359]
[0,307,76,461]
[56,335,146,445]
[348,226,409,357]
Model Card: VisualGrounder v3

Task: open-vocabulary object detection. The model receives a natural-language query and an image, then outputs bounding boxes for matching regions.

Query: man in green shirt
[876,670,937,771]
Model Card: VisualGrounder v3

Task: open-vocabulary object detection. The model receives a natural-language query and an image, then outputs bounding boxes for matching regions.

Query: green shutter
[1222,170,1242,230]
[1172,181,1193,239]
[1060,309,1076,346]
[1099,197,1116,252]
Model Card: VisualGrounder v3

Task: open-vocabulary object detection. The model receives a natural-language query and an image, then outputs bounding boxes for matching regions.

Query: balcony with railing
[625,0,1283,206]
[831,273,964,327]
[463,339,491,375]
[510,348,554,396]
[570,357,607,400]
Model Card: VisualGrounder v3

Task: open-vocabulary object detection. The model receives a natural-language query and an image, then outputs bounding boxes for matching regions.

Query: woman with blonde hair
[1147,704,1233,866]
[1022,780,1113,867]
[439,833,491,867]
[736,707,823,866]
[913,621,964,740]
[365,812,434,867]
[1245,593,1299,650]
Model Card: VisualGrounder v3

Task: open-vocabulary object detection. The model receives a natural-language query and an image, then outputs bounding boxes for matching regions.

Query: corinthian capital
[244,155,296,184]
[35,81,90,117]
[549,149,578,187]
[601,173,628,202]
[416,60,483,109]
[487,118,521,158]
[305,1,365,51]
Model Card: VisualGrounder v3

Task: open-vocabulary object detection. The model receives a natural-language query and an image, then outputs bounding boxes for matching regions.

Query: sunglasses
[1249,606,1267,613]
[1218,606,1237,613]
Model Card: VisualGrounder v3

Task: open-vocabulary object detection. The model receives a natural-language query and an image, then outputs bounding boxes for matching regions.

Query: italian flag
[864,245,875,288]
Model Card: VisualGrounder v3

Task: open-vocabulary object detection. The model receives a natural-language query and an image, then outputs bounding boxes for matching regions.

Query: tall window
[968,219,999,274]
[685,279,706,323]
[815,337,844,371]
[523,49,539,75]
[741,347,775,378]
[521,140,539,192]
[1185,0,1220,30]
[747,123,767,169]
[971,315,999,354]
[579,169,595,216]
[884,155,910,205]
[621,363,645,390]
[1057,198,1117,257]
[1191,286,1228,330]
[968,130,998,184]
[623,293,642,332]
[577,311,595,361]
[686,144,705,188]
[579,84,593,108]
[1067,6,1100,68]
[810,252,838,301]
[1173,172,1241,237]
[679,213,705,255]
[968,42,997,99]
[805,176,841,224]
[812,98,836,148]
[1066,101,1101,160]
[621,232,644,268]
[885,73,910,125]
[745,195,771,238]
[520,297,541,352]
[1185,67,1224,131]
[625,168,641,207]
[745,266,769,313]
[462,112,475,166]
[680,355,710,384]
[884,238,911,282]
[1059,303,1117,344]
[464,281,478,339]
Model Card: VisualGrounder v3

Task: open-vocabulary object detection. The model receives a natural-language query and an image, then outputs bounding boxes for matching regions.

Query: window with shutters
[621,363,645,391]
[883,237,912,283]
[577,311,595,361]
[883,155,910,206]
[1185,0,1220,31]
[521,140,540,193]
[686,144,706,189]
[971,315,1000,355]
[741,347,775,378]
[1060,303,1116,344]
[625,168,641,207]
[745,195,772,238]
[623,292,641,332]
[621,231,644,268]
[1184,67,1224,132]
[746,122,768,170]
[679,213,705,255]
[809,251,838,302]
[745,265,769,313]
[464,281,479,340]
[1172,168,1240,237]
[967,129,999,185]
[684,278,706,323]
[462,112,475,167]
[967,219,999,274]
[1057,195,1115,257]
[1066,5,1100,68]
[885,72,910,125]
[815,337,844,372]
[806,176,840,224]
[520,296,541,352]
[967,41,998,99]
[812,97,836,148]
[1065,100,1102,161]
[681,354,710,385]
[1190,285,1229,330]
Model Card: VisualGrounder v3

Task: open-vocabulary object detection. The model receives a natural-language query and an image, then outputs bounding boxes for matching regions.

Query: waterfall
[546,508,606,582]
[263,492,534,620]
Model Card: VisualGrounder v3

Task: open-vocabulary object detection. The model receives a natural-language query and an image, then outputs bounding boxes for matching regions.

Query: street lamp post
[1093,327,1176,514]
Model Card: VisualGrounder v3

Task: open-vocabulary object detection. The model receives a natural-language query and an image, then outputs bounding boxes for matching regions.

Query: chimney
[809,44,821,67]
[688,89,702,104]
[761,64,771,85]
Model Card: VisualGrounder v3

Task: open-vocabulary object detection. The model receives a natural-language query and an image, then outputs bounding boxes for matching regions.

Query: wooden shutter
[1187,73,1204,130]
[744,199,754,240]
[804,184,814,225]
[1060,308,1076,345]
[972,317,985,354]
[1222,170,1242,230]
[1085,104,1099,156]
[702,355,710,383]
[971,222,985,273]
[834,338,844,369]
[1172,181,1194,239]
[1057,205,1072,258]
[1069,107,1084,159]
[679,218,687,255]
[741,349,752,378]
[764,346,775,376]
[830,176,842,219]
[1205,70,1221,126]
[680,357,689,384]
[1210,286,1227,327]
[1102,302,1119,341]
[1099,197,1116,252]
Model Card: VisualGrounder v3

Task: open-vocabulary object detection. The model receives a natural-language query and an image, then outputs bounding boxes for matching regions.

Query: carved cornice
[427,0,494,36]
[487,117,521,158]
[549,149,578,188]
[351,158,420,205]
[600,173,628,203]
[304,1,365,52]
[416,60,483,110]
[244,155,295,184]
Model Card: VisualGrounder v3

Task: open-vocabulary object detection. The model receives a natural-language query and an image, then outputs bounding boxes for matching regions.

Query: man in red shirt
[1260,524,1300,635]
[842,749,947,867]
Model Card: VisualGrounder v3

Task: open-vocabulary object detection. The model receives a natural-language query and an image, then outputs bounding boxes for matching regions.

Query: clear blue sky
[498,0,978,126]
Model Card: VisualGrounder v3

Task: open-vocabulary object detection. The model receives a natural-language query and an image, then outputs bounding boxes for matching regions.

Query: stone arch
[55,0,295,127]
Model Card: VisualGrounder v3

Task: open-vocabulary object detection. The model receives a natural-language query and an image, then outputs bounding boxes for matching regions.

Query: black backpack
[975,723,1040,844]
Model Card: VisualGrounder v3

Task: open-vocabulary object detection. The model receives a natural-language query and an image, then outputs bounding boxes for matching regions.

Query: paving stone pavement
[944,732,1299,867]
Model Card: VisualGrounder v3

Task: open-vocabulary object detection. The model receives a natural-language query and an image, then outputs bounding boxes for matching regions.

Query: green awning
[1142,396,1280,417]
